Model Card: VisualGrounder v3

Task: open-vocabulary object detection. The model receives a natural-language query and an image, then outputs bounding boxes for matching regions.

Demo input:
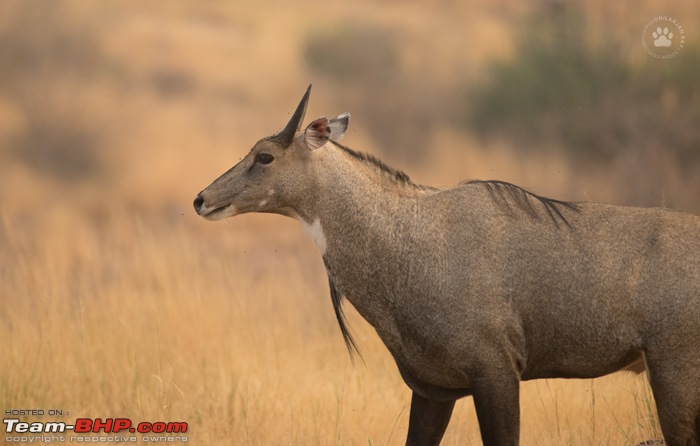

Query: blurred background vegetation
[1,0,698,216]
[467,5,700,207]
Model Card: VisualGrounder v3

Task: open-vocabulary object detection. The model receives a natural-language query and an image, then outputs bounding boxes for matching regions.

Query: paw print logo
[642,16,685,59]
[652,27,673,47]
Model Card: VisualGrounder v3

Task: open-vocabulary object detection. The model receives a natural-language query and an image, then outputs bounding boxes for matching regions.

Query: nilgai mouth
[199,205,230,220]
[193,196,235,221]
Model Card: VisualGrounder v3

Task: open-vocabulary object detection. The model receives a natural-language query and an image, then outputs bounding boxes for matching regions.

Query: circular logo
[642,16,685,59]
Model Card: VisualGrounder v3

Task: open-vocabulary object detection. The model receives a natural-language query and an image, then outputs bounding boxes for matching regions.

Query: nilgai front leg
[471,372,521,446]
[406,392,455,446]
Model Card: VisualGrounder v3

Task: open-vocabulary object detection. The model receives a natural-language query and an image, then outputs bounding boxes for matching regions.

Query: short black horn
[271,84,311,147]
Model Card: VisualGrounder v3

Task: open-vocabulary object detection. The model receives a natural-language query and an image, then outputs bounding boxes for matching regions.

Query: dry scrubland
[0,209,664,444]
[1,0,698,444]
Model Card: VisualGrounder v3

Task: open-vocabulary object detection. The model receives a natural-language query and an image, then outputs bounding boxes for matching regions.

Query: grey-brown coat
[194,87,700,446]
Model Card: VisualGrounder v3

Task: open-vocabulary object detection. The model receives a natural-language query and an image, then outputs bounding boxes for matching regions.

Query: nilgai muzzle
[194,86,700,446]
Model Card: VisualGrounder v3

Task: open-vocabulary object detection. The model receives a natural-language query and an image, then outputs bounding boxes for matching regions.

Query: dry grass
[0,208,664,445]
[0,0,692,444]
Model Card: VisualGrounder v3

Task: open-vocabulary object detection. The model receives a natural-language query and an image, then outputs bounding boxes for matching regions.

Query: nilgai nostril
[193,195,204,213]
[194,85,700,446]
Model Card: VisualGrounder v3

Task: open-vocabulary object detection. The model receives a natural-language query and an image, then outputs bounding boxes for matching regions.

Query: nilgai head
[193,85,349,220]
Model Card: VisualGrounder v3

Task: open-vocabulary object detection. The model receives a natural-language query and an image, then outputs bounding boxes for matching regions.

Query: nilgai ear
[329,112,350,141]
[304,117,331,150]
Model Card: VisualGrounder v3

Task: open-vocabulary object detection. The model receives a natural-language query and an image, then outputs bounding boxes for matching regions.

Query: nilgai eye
[256,153,274,165]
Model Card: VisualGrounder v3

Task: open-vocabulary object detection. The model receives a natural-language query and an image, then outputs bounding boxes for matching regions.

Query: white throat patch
[297,217,327,255]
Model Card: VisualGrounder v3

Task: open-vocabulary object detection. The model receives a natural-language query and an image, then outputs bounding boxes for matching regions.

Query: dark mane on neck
[330,141,433,190]
[464,180,580,227]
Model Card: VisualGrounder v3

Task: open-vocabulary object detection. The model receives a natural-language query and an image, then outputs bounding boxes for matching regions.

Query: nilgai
[194,86,700,446]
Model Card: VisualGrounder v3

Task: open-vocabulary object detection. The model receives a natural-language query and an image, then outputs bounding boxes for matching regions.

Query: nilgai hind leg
[645,345,700,446]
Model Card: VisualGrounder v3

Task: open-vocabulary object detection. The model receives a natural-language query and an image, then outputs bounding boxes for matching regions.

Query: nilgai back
[194,86,700,446]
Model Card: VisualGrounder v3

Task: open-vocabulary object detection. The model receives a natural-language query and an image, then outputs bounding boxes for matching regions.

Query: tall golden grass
[0,207,664,445]
[1,0,695,444]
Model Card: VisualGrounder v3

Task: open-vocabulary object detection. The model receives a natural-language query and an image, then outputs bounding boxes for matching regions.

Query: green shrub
[468,7,700,166]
